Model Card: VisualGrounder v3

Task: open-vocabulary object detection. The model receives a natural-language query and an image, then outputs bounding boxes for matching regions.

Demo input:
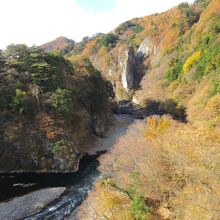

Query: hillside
[0,45,111,172]
[59,0,219,219]
[40,36,75,56]
[0,0,219,219]
[61,0,219,129]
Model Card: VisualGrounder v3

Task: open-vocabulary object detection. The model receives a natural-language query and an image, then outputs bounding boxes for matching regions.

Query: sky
[0,0,194,49]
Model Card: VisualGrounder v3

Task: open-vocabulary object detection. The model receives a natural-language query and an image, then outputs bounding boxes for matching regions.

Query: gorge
[0,0,219,219]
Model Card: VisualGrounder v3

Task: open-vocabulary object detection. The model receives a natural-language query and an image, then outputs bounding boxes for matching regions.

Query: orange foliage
[36,112,62,140]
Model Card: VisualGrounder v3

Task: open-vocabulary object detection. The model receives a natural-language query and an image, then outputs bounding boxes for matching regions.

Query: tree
[4,44,29,60]
[97,34,118,48]
[0,50,5,69]
[12,89,37,116]
[86,71,109,114]
[51,88,74,113]
[165,58,183,82]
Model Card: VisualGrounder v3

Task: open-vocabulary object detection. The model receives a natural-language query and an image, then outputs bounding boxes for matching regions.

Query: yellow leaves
[37,112,61,140]
[95,181,133,220]
[183,51,201,73]
[101,178,115,187]
[205,94,220,117]
[21,91,26,96]
[155,122,220,219]
[98,46,107,57]
[142,115,171,140]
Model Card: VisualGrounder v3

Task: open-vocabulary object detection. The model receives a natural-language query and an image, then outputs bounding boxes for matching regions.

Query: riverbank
[0,115,134,219]
[0,188,66,220]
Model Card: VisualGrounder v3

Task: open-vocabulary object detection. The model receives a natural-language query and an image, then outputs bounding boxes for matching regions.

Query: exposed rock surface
[91,116,105,137]
[0,187,65,220]
[0,111,82,173]
[82,114,134,155]
[114,38,158,95]
[120,47,136,91]
[137,37,158,59]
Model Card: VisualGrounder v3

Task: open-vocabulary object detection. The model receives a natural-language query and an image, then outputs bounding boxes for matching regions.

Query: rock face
[119,38,158,93]
[120,47,136,91]
[0,187,66,220]
[137,37,158,59]
[91,116,105,137]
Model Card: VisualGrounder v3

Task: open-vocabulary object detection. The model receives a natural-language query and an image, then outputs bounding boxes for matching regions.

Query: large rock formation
[120,47,136,91]
[137,37,158,59]
[0,46,110,173]
[119,38,158,94]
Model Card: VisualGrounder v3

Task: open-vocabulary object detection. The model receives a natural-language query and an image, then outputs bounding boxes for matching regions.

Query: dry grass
[148,117,220,220]
[86,115,220,220]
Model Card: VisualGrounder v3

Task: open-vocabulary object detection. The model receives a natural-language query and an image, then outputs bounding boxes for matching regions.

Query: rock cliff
[120,47,136,91]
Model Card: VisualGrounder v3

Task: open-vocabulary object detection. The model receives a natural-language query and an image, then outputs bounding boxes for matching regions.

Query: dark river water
[0,113,135,220]
[0,151,105,220]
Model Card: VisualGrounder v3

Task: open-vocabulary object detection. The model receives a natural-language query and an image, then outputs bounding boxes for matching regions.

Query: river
[0,115,134,220]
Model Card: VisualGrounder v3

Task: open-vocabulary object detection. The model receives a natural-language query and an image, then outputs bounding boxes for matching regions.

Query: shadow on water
[0,114,134,220]
[20,152,105,220]
[0,100,186,219]
[0,152,105,203]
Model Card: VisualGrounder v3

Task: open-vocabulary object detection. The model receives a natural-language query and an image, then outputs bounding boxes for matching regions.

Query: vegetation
[52,140,69,155]
[165,58,183,82]
[68,1,220,219]
[12,89,29,114]
[183,51,201,73]
[0,44,110,171]
[96,33,118,49]
[1,0,220,218]
[51,88,74,114]
[131,194,149,220]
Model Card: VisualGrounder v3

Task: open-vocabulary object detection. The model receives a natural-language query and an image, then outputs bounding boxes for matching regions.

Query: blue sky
[0,0,194,49]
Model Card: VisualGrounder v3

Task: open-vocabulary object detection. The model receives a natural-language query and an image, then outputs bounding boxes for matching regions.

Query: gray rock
[91,117,105,137]
[137,37,158,59]
[120,47,136,91]
[0,187,66,220]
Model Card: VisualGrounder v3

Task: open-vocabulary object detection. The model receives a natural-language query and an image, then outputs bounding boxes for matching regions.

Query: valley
[0,0,219,219]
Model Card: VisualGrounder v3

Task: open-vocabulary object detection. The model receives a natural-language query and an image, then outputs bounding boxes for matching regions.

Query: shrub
[0,85,13,110]
[178,2,189,10]
[165,58,183,82]
[52,140,68,154]
[131,194,149,220]
[116,21,135,33]
[195,43,220,79]
[210,75,220,96]
[12,89,37,117]
[86,71,109,114]
[178,2,199,27]
[96,34,118,49]
[134,24,144,34]
[12,89,27,114]
[0,50,5,69]
[95,182,133,219]
[195,0,209,7]
[143,115,171,139]
[159,123,220,219]
[51,88,74,113]
[183,51,201,73]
